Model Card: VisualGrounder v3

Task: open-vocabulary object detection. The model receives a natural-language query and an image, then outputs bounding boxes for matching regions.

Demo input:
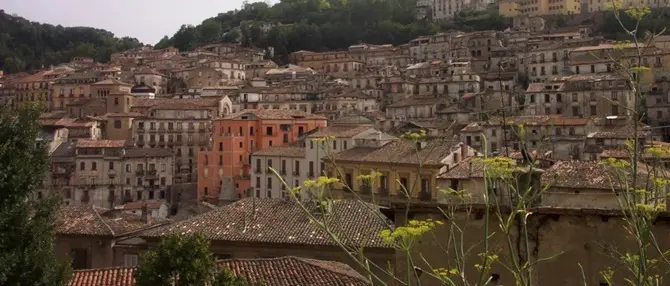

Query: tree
[154,36,171,49]
[135,233,258,286]
[0,104,71,286]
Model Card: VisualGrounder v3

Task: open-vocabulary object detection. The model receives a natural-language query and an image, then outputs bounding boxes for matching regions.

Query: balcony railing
[360,184,372,194]
[419,190,432,201]
[146,169,157,177]
[135,170,145,176]
[378,188,389,196]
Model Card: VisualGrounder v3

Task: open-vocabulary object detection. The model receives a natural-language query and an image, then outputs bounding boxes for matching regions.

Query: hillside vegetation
[155,0,508,63]
[0,9,142,73]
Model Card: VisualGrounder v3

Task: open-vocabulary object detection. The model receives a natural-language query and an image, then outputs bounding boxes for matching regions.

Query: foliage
[0,10,142,73]
[597,8,670,39]
[135,232,258,286]
[0,104,71,286]
[157,0,508,63]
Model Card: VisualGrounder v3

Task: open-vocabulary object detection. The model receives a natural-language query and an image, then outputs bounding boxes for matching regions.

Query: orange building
[197,109,327,202]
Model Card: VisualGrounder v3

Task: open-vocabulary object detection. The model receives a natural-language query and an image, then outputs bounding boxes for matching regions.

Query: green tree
[154,36,171,49]
[0,104,71,286]
[135,233,258,286]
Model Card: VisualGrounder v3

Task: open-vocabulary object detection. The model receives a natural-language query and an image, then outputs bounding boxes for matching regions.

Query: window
[250,127,254,135]
[572,93,578,102]
[125,164,131,172]
[218,142,223,151]
[544,94,550,103]
[569,127,575,135]
[267,159,273,171]
[114,97,119,105]
[344,140,347,149]
[71,248,89,270]
[92,162,97,171]
[256,177,261,188]
[114,120,122,129]
[309,161,314,176]
[310,141,314,149]
[266,126,273,135]
[283,134,289,144]
[556,94,562,102]
[109,162,114,170]
[295,161,300,174]
[281,160,287,174]
[333,140,337,150]
[611,104,618,115]
[80,162,85,171]
[161,177,166,186]
[267,177,273,189]
[572,106,579,116]
[590,105,597,115]
[530,94,535,103]
[239,142,243,148]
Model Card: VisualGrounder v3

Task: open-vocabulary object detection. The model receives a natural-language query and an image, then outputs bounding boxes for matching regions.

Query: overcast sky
[3,0,260,45]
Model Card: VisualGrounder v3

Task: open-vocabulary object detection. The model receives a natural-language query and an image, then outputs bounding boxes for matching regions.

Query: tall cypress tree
[0,104,71,285]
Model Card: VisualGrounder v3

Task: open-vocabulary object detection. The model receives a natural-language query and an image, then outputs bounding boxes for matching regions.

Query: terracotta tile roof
[92,79,133,86]
[132,98,219,109]
[307,126,373,138]
[439,157,485,179]
[226,109,327,120]
[56,205,171,237]
[76,139,126,148]
[331,139,459,167]
[252,146,305,157]
[116,201,165,210]
[141,198,393,248]
[541,160,654,190]
[69,267,135,286]
[386,96,446,108]
[220,256,371,286]
[56,205,113,236]
[68,257,371,286]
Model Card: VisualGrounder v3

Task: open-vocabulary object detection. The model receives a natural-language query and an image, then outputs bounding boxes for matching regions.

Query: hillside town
[3,17,670,285]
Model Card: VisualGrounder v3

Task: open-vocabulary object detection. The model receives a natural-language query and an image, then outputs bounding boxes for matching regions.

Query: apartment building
[110,46,179,65]
[132,67,167,95]
[132,98,221,183]
[50,72,102,110]
[290,50,351,71]
[408,33,451,62]
[45,140,174,208]
[524,74,634,118]
[14,67,72,109]
[325,137,478,204]
[460,115,595,159]
[197,109,327,201]
[250,146,306,199]
[499,0,581,17]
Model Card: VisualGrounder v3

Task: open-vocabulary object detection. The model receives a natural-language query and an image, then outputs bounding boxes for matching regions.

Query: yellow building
[324,137,479,205]
[500,0,581,17]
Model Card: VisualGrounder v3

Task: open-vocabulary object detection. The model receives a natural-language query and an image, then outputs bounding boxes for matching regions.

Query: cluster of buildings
[4,25,670,285]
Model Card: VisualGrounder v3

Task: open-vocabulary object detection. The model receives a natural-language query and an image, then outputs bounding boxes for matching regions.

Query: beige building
[132,98,221,183]
[50,72,102,110]
[250,146,306,199]
[523,74,634,118]
[44,140,174,208]
[499,0,581,17]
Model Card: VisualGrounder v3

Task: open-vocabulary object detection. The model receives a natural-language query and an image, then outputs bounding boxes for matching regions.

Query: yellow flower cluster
[432,267,459,280]
[477,157,517,179]
[379,219,443,249]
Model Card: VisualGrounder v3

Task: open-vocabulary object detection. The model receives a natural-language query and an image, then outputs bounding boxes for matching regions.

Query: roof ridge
[72,265,134,272]
[92,206,116,236]
[290,256,370,282]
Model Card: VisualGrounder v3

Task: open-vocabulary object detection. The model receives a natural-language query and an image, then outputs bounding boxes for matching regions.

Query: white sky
[3,0,263,44]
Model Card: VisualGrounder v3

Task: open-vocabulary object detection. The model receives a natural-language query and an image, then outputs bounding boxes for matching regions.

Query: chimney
[461,143,467,159]
[141,203,150,224]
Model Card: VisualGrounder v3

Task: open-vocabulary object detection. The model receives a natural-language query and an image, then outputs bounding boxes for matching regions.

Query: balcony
[167,141,174,147]
[149,141,157,147]
[158,141,166,147]
[378,188,389,196]
[146,169,158,178]
[293,171,300,176]
[360,184,372,195]
[137,129,145,133]
[53,166,73,176]
[308,172,315,178]
[135,170,145,176]
[419,190,432,201]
